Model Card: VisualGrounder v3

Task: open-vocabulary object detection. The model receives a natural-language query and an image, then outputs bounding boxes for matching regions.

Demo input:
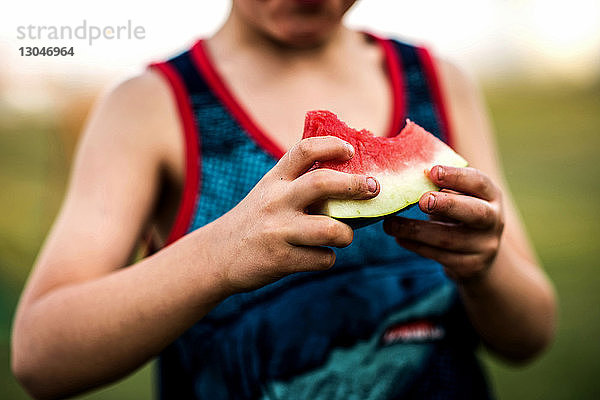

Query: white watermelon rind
[322,147,468,220]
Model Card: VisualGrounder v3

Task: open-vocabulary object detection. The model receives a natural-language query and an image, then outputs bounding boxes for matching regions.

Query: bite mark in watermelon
[302,110,468,225]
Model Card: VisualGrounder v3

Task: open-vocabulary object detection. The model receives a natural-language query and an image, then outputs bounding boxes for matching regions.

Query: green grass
[481,81,600,399]
[1,79,599,398]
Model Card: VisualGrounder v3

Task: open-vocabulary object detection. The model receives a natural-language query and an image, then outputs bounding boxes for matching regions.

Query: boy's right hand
[207,136,379,295]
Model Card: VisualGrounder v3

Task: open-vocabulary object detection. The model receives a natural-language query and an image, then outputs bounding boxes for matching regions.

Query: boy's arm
[384,58,556,362]
[11,69,379,399]
[10,70,228,398]
[439,59,556,361]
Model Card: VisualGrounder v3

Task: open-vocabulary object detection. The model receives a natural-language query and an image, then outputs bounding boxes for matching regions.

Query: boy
[12,1,555,398]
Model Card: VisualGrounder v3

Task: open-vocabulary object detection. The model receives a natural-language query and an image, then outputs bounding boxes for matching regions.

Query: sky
[0,0,599,86]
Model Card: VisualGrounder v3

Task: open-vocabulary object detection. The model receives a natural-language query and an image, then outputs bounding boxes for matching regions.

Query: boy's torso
[150,31,395,244]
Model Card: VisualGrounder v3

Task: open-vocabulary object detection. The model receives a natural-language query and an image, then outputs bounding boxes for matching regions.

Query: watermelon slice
[302,110,468,227]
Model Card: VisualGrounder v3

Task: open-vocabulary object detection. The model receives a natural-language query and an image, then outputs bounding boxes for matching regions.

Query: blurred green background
[1,79,599,399]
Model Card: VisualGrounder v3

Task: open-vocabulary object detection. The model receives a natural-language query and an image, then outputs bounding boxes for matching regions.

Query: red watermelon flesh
[302,110,468,221]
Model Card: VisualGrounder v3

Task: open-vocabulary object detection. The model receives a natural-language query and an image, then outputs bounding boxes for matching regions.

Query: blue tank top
[150,35,492,400]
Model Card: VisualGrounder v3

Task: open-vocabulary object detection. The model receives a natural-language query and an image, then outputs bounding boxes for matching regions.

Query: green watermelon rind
[322,148,468,224]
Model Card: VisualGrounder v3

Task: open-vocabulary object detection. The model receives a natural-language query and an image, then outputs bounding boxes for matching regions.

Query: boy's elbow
[534,276,558,359]
[496,281,558,365]
[12,315,58,400]
[12,341,44,399]
[12,348,64,400]
[497,334,553,366]
[12,360,39,400]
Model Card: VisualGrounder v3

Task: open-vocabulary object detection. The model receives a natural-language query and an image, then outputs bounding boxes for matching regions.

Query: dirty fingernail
[346,143,355,157]
[427,193,436,211]
[367,177,378,193]
[436,166,444,181]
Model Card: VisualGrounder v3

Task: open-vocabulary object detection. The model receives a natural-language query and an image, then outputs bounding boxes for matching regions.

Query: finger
[428,190,458,222]
[429,166,498,201]
[429,214,456,223]
[286,215,354,248]
[383,216,483,253]
[291,168,379,207]
[418,191,498,228]
[287,245,337,272]
[274,136,355,180]
[393,238,483,276]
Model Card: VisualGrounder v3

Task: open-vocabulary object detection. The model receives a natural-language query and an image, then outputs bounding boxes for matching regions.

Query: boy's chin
[265,26,341,49]
[273,35,329,49]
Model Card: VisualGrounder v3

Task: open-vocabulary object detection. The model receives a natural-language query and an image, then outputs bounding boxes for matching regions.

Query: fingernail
[367,177,378,193]
[427,193,436,211]
[436,166,444,181]
[345,143,355,157]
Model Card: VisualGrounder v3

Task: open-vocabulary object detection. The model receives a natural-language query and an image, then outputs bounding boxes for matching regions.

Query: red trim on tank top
[149,61,201,246]
[189,35,405,158]
[190,40,285,159]
[366,33,406,138]
[416,46,455,148]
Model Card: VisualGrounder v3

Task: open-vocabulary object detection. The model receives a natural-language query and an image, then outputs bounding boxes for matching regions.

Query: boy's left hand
[383,165,505,283]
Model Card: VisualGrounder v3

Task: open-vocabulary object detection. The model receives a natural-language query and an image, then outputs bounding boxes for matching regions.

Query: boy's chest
[232,71,394,152]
